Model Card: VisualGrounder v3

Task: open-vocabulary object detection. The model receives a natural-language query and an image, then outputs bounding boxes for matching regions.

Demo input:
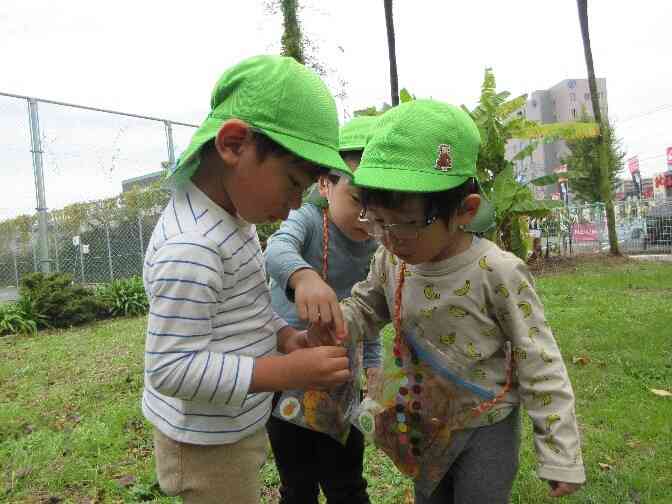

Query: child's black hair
[201,130,329,177]
[359,177,479,221]
[326,149,363,185]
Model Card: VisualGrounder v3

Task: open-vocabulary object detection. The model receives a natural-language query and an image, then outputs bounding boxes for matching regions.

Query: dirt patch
[530,253,633,276]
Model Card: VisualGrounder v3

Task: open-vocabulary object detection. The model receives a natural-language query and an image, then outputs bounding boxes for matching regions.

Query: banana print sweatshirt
[342,237,586,484]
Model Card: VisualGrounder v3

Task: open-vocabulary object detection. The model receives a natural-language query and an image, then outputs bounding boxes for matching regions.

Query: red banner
[572,223,598,241]
[628,156,640,175]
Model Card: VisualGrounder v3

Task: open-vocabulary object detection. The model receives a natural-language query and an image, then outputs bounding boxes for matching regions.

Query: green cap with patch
[339,115,380,152]
[169,55,350,185]
[354,100,481,193]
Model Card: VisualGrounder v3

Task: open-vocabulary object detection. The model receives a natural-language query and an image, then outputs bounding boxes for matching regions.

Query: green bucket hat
[354,99,481,193]
[169,55,350,185]
[339,115,380,152]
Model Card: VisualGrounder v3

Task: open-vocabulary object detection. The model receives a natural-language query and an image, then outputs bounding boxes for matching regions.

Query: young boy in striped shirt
[142,55,352,504]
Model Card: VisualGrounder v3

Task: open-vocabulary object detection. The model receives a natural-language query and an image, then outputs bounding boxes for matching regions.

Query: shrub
[96,276,148,317]
[19,272,102,328]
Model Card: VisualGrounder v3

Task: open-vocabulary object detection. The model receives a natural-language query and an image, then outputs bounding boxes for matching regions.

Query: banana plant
[462,68,598,259]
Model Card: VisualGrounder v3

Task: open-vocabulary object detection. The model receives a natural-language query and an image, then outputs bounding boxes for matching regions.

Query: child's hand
[307,320,348,347]
[548,481,582,497]
[276,326,308,354]
[290,269,346,341]
[286,346,351,390]
[365,367,382,385]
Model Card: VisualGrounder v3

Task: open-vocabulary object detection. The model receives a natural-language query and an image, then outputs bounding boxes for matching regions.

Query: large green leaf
[511,121,599,140]
[511,142,540,162]
[498,94,528,120]
[399,88,414,103]
[510,198,563,218]
[492,166,519,217]
[529,173,560,186]
[509,217,528,260]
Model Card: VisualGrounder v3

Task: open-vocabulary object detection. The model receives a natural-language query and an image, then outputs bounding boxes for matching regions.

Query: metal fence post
[164,120,176,168]
[138,214,145,269]
[27,98,51,274]
[105,221,114,282]
[12,246,19,287]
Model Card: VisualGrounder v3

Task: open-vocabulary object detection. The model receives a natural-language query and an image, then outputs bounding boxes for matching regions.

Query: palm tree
[384,0,399,106]
[576,0,620,255]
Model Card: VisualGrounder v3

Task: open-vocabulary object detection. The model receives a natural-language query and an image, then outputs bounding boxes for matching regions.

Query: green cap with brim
[169,55,350,186]
[339,115,380,152]
[354,100,481,193]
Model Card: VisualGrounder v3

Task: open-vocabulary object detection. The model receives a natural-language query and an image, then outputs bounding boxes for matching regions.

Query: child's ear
[214,119,251,166]
[317,175,331,198]
[456,194,481,226]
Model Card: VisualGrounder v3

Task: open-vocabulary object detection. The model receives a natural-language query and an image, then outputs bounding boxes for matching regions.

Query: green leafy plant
[19,272,102,328]
[96,276,149,318]
[0,302,38,335]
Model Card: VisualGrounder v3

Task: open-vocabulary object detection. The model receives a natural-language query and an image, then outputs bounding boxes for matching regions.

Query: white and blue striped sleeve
[144,234,254,408]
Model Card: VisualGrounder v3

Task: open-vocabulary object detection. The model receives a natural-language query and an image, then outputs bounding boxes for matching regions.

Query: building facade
[506,78,608,200]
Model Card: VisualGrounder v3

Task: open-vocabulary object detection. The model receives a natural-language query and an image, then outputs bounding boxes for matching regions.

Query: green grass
[1,260,671,503]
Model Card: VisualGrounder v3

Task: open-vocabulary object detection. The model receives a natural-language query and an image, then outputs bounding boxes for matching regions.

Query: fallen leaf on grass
[404,489,414,504]
[115,475,136,487]
[650,389,672,397]
[598,462,613,471]
[572,355,591,366]
[629,488,641,503]
[15,467,32,478]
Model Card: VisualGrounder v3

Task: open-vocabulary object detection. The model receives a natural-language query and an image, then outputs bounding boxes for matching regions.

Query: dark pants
[415,408,521,504]
[266,413,370,504]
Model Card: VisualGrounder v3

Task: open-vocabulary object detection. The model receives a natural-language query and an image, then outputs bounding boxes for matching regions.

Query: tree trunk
[384,0,399,106]
[577,0,620,255]
[280,0,304,64]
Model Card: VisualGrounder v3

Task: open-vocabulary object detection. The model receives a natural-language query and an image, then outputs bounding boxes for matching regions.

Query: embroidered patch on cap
[435,144,453,172]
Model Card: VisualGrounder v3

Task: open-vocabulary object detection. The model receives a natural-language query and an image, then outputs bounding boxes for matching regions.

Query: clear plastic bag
[353,325,513,492]
[273,339,363,445]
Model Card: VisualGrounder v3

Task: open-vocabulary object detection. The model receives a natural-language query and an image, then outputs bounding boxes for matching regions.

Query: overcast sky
[1,0,671,220]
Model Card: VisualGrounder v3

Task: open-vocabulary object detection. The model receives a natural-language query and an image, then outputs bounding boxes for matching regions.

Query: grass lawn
[1,259,671,503]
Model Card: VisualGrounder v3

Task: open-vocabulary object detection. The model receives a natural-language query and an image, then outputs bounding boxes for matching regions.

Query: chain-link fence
[0,92,197,290]
[531,199,672,256]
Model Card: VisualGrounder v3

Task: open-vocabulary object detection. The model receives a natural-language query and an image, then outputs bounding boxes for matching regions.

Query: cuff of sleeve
[363,357,382,369]
[227,355,255,408]
[537,463,586,484]
[278,261,313,294]
[269,315,289,335]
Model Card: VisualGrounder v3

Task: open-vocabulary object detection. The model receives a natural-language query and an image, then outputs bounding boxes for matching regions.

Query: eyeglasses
[358,209,438,241]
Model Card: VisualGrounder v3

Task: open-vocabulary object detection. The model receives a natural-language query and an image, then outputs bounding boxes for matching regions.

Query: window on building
[571,108,577,119]
[584,92,590,101]
[570,93,576,102]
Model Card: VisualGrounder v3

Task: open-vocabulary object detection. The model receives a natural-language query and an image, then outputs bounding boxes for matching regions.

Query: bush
[96,276,148,317]
[19,272,103,328]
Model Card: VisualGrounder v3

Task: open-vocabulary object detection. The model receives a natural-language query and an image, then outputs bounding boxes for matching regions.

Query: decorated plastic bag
[353,325,513,493]
[273,339,363,445]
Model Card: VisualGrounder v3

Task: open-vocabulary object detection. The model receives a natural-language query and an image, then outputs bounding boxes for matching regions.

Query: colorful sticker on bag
[279,397,301,420]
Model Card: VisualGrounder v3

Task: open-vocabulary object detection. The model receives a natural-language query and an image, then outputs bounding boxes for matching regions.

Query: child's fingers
[296,301,308,321]
[329,301,346,343]
[318,301,333,325]
[307,302,320,324]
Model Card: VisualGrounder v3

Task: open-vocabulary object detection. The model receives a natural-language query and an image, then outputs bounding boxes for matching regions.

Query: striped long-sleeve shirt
[142,181,287,445]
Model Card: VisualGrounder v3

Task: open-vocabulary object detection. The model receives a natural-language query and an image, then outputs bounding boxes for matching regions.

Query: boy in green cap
[312,100,585,502]
[142,55,352,504]
[264,115,381,503]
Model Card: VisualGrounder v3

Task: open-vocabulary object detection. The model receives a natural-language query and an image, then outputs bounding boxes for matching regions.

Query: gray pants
[415,408,521,504]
